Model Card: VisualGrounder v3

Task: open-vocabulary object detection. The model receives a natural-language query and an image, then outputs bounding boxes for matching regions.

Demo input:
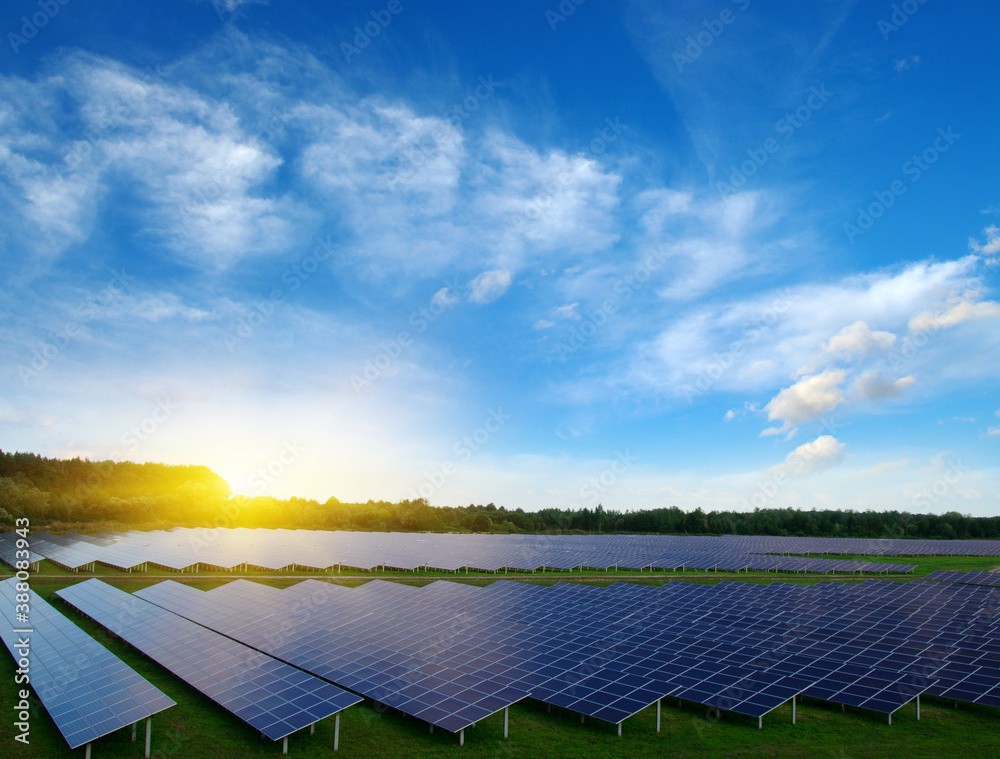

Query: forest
[1,449,998,539]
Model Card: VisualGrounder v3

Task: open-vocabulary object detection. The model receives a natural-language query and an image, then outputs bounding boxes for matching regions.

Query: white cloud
[895,55,920,72]
[431,288,459,308]
[762,435,846,480]
[553,303,580,320]
[970,225,1000,255]
[822,320,896,358]
[852,458,908,479]
[0,52,306,269]
[0,399,59,428]
[637,189,767,301]
[627,255,990,403]
[909,293,1000,332]
[788,435,845,476]
[533,319,555,330]
[765,369,847,428]
[473,132,622,267]
[467,269,511,304]
[853,372,915,401]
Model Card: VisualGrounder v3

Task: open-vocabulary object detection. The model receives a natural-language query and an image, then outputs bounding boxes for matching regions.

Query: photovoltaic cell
[55,579,362,741]
[0,577,174,750]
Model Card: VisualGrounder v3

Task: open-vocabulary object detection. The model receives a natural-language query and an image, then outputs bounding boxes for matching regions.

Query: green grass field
[2,553,998,758]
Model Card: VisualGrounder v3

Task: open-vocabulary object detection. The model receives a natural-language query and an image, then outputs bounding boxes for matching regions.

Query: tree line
[1,450,998,540]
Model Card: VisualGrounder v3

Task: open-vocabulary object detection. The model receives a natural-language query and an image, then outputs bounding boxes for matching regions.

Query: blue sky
[1,0,998,514]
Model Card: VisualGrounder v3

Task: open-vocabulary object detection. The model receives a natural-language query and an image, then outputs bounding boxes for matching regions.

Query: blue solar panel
[1,528,941,573]
[0,577,174,750]
[56,579,362,741]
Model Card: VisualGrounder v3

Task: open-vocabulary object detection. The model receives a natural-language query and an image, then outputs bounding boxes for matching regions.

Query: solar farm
[3,530,1000,758]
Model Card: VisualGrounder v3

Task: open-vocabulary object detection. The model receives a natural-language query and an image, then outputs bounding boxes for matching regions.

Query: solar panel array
[56,579,363,742]
[126,576,1000,733]
[2,528,938,574]
[136,579,532,732]
[0,577,175,750]
[925,570,1000,588]
[0,530,45,568]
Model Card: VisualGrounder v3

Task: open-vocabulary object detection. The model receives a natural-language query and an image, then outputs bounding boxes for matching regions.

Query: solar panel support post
[145,717,152,758]
[888,712,891,726]
[916,695,920,720]
[758,716,762,729]
[429,724,433,733]
[617,722,622,737]
[459,729,464,746]
[85,743,91,759]
[334,713,340,751]
[282,736,288,754]
[132,721,137,742]
[503,707,509,738]
[656,699,662,732]
[791,695,796,724]
[580,714,584,724]
[309,722,315,736]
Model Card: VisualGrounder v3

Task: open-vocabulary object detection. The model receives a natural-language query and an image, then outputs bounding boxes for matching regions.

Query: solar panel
[0,577,175,751]
[137,579,531,734]
[926,570,1000,588]
[55,579,362,742]
[3,529,943,574]
[0,531,44,569]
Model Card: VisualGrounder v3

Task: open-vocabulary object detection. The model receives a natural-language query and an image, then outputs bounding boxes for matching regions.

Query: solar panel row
[128,576,993,735]
[55,579,363,745]
[0,529,929,574]
[0,577,174,753]
[926,569,1000,588]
